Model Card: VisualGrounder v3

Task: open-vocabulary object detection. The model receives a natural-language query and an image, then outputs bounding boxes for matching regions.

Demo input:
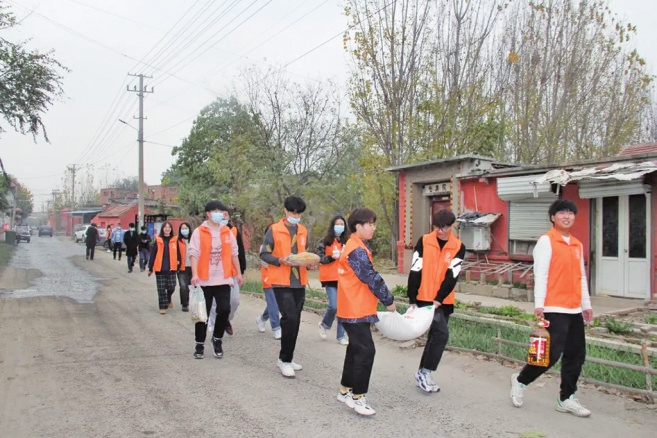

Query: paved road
[0,237,656,437]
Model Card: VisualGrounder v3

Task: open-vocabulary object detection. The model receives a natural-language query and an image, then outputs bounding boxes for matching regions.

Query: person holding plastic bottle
[316,215,350,345]
[336,207,395,417]
[510,199,593,417]
[406,209,466,393]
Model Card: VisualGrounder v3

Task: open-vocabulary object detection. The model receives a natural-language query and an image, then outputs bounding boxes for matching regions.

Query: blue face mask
[210,212,224,224]
[334,225,345,235]
[287,216,300,225]
[219,219,229,227]
[181,229,189,237]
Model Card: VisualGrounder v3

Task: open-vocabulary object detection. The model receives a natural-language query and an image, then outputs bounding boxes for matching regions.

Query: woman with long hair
[316,215,350,344]
[148,221,181,314]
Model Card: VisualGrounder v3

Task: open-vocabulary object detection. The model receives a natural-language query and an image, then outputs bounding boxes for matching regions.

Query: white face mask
[287,216,300,225]
[181,229,189,237]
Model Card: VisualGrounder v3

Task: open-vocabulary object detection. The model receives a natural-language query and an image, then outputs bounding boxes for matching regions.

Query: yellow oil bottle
[527,319,550,367]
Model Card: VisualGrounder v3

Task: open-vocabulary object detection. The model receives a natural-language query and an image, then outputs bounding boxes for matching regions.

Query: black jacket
[85,226,99,246]
[123,230,139,256]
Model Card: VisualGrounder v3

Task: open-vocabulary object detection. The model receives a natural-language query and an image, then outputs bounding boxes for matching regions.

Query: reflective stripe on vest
[267,219,308,287]
[417,230,462,304]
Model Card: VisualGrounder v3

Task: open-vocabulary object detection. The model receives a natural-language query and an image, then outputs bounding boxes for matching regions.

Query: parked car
[74,224,106,246]
[16,226,31,243]
[39,226,53,237]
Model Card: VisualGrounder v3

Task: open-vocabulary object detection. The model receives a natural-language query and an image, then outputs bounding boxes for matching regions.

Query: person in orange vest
[510,199,593,417]
[316,214,350,345]
[255,223,281,339]
[259,196,311,378]
[336,208,395,416]
[188,201,243,360]
[406,209,465,393]
[177,222,193,312]
[148,221,182,314]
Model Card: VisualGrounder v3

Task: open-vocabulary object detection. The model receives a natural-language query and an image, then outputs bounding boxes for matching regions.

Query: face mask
[219,219,229,227]
[287,216,300,225]
[129,227,135,231]
[334,225,345,235]
[181,229,189,237]
[210,212,224,224]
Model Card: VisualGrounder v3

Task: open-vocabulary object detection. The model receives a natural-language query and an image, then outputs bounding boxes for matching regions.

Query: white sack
[375,306,434,341]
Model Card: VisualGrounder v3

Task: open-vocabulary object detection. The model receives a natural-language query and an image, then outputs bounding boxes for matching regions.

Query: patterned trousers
[155,272,177,310]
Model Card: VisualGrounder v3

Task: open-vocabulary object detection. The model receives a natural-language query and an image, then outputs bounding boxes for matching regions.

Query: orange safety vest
[178,239,187,271]
[230,225,238,238]
[197,225,236,281]
[337,235,379,319]
[417,230,462,304]
[267,219,308,287]
[153,236,179,273]
[319,239,343,282]
[544,227,583,309]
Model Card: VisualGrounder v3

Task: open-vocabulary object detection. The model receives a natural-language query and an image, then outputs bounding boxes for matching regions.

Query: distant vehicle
[16,226,31,243]
[74,224,106,246]
[39,226,53,237]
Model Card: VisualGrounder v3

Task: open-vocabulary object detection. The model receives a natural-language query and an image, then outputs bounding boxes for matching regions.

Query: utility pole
[127,73,154,227]
[68,164,78,209]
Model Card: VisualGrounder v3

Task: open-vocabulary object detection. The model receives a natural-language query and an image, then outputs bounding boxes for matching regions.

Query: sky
[1,0,656,210]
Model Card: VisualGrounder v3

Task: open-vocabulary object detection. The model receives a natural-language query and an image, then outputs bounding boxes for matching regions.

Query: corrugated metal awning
[533,161,657,186]
[498,174,557,201]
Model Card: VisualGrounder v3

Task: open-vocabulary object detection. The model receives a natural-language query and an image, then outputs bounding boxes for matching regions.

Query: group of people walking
[84,196,593,419]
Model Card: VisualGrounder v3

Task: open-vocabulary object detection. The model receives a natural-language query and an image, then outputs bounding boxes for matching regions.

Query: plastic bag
[374,306,435,341]
[190,286,207,323]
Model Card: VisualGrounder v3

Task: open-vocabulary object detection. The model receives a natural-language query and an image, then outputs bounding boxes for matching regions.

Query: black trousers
[418,305,450,371]
[517,313,586,401]
[195,285,231,343]
[341,322,376,395]
[85,244,95,260]
[273,287,305,362]
[113,242,123,260]
[177,267,191,307]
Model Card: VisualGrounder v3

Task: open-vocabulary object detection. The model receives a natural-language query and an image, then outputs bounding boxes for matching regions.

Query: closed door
[596,194,650,298]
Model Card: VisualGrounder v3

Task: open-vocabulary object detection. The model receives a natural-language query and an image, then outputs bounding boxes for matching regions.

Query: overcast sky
[1,0,656,209]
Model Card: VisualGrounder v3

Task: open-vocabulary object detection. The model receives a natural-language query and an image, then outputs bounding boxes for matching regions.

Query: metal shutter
[509,200,553,241]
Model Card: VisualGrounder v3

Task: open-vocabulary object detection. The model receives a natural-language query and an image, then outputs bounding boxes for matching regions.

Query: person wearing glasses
[406,209,465,393]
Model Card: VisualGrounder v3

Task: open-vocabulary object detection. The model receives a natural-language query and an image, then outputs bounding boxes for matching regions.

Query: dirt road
[1,238,656,437]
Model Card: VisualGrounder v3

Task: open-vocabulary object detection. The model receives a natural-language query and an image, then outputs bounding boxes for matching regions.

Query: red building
[90,203,153,230]
[390,146,657,301]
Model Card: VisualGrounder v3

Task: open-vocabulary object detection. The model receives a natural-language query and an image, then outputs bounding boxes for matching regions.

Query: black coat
[85,226,99,246]
[123,230,139,256]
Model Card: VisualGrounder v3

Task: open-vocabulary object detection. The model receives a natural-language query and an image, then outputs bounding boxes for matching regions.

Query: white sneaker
[415,369,439,393]
[318,322,327,340]
[256,315,266,333]
[346,395,376,416]
[510,373,526,408]
[277,359,295,378]
[337,390,352,403]
[556,394,591,417]
[291,361,303,371]
[273,328,282,340]
[337,337,349,346]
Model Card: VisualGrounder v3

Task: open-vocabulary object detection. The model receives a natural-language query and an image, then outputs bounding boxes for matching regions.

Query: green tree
[0,3,67,141]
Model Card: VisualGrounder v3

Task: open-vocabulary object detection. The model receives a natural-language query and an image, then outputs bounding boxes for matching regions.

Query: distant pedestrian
[105,225,112,252]
[255,224,281,339]
[189,201,242,360]
[138,225,151,272]
[111,224,124,260]
[336,208,395,416]
[177,222,193,312]
[316,215,350,345]
[510,199,593,417]
[148,221,181,314]
[85,223,100,260]
[407,209,465,393]
[259,196,312,378]
[123,222,139,273]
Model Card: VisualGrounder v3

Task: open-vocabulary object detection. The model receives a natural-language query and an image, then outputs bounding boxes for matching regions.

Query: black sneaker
[194,344,204,359]
[182,306,189,312]
[212,337,223,358]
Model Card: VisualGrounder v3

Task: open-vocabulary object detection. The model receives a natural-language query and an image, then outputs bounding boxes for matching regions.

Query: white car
[74,224,104,245]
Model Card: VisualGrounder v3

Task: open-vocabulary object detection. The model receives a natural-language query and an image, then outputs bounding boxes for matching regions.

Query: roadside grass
[0,242,16,275]
[241,277,657,391]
